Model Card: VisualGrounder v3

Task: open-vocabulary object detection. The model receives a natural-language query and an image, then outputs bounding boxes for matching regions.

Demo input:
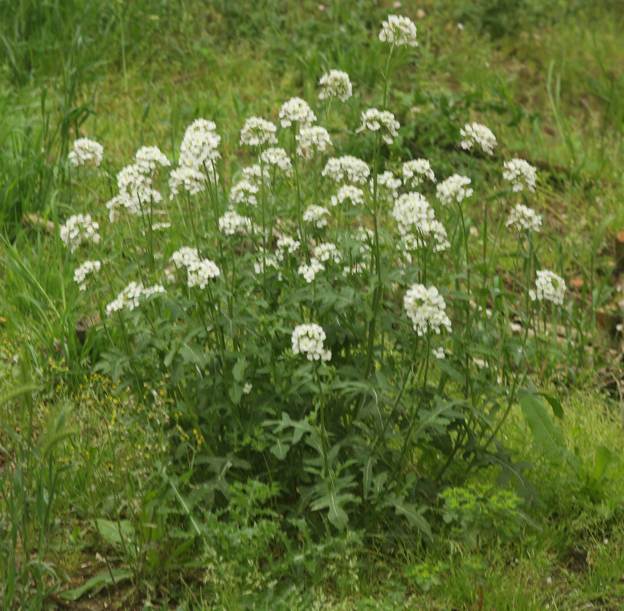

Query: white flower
[152,222,171,231]
[402,159,436,186]
[278,97,316,128]
[530,270,566,306]
[392,193,450,252]
[276,235,301,261]
[404,284,452,336]
[392,192,434,235]
[178,118,221,170]
[242,163,271,184]
[296,126,332,159]
[260,147,293,174]
[506,204,542,233]
[298,259,325,283]
[60,214,100,251]
[73,260,101,291]
[318,70,353,102]
[379,15,418,47]
[116,163,162,213]
[240,117,278,147]
[243,382,253,394]
[105,281,165,316]
[330,185,365,207]
[503,158,537,193]
[170,247,221,288]
[218,210,253,236]
[230,179,259,206]
[68,138,103,167]
[303,205,330,228]
[135,146,170,174]
[313,242,341,264]
[291,323,331,362]
[436,174,473,206]
[432,347,445,360]
[169,166,207,196]
[254,251,281,275]
[322,156,370,184]
[357,108,400,145]
[374,171,402,198]
[460,123,497,155]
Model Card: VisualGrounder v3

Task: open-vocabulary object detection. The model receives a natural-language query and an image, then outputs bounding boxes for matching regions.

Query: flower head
[218,210,253,236]
[303,205,330,228]
[402,159,436,187]
[60,214,100,251]
[436,174,473,206]
[503,158,537,193]
[260,147,293,174]
[230,179,259,206]
[330,185,365,207]
[291,323,331,361]
[318,70,353,102]
[357,108,400,145]
[404,284,452,336]
[178,119,221,170]
[460,122,497,155]
[506,204,542,233]
[379,15,418,47]
[169,166,207,196]
[105,281,165,316]
[278,97,316,128]
[530,270,566,305]
[240,117,278,148]
[170,247,221,288]
[296,126,332,159]
[73,260,101,291]
[298,259,325,283]
[322,156,370,184]
[135,146,170,174]
[69,138,103,167]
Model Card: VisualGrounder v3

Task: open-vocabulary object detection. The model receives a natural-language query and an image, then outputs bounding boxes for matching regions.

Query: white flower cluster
[242,164,270,183]
[460,122,497,155]
[106,281,165,316]
[73,260,101,291]
[291,323,331,362]
[392,193,449,252]
[298,259,325,283]
[404,284,452,336]
[303,205,330,228]
[135,146,170,173]
[276,235,301,260]
[296,126,332,159]
[278,97,316,128]
[169,166,207,197]
[436,174,473,206]
[313,242,342,264]
[218,210,253,236]
[530,270,566,306]
[60,214,100,251]
[318,70,352,102]
[402,159,436,187]
[503,158,537,193]
[69,138,104,167]
[178,119,221,170]
[170,247,221,289]
[240,117,278,148]
[322,156,370,184]
[330,185,365,207]
[357,108,400,145]
[375,171,402,199]
[230,179,259,206]
[506,204,542,233]
[379,15,418,47]
[260,147,293,174]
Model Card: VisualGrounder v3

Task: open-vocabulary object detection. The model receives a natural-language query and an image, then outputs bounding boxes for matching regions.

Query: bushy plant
[55,14,579,542]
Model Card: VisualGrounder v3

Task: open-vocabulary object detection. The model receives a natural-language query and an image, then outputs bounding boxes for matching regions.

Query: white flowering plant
[46,14,588,541]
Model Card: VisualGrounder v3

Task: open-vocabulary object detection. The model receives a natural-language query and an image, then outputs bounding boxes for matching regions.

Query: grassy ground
[1,1,624,608]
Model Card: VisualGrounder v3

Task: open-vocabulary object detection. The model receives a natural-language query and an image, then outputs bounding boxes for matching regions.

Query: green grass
[1,1,624,607]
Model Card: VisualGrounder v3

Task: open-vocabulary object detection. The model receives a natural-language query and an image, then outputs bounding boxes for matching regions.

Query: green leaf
[232,357,247,382]
[518,390,570,464]
[95,519,135,548]
[385,495,432,539]
[270,439,290,460]
[539,392,564,419]
[60,568,132,601]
